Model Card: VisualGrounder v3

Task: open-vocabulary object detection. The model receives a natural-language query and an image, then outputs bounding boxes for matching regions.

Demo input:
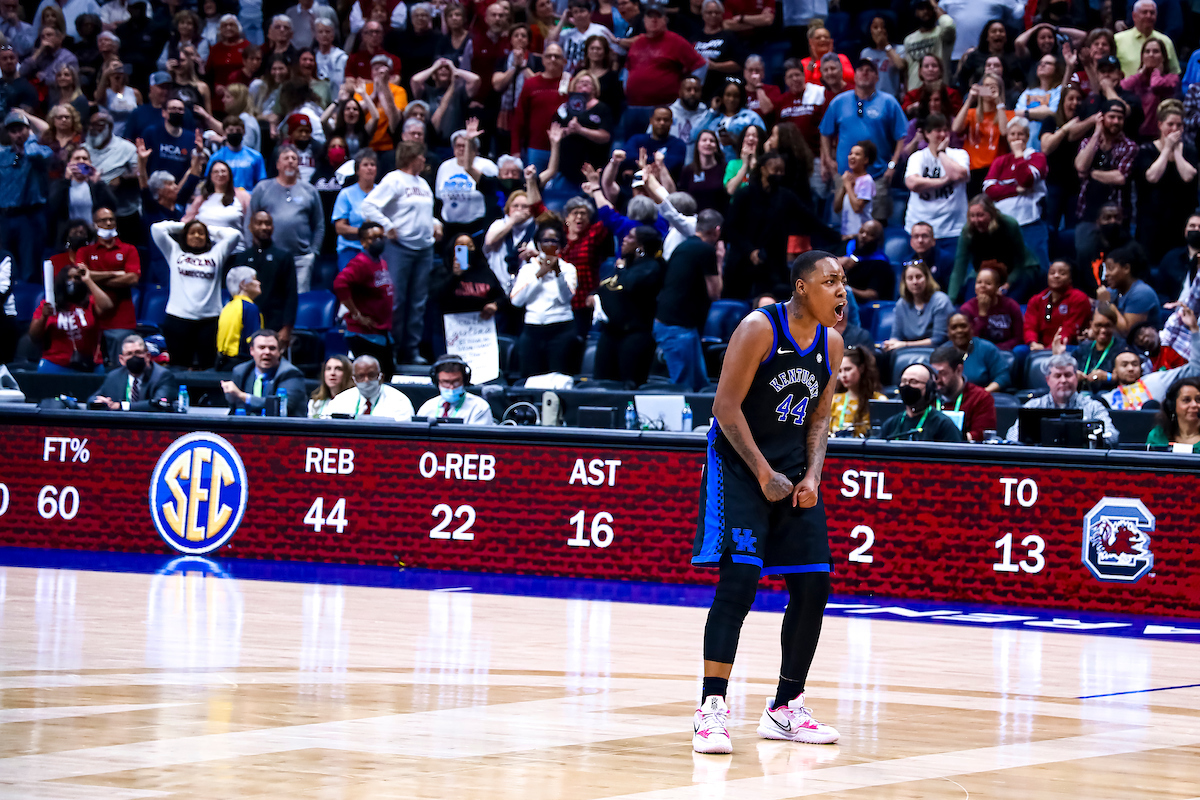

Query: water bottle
[625,401,638,431]
[681,402,692,432]
[176,385,189,414]
[276,386,289,417]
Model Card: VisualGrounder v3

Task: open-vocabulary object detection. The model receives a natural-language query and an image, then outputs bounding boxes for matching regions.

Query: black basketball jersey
[710,303,833,479]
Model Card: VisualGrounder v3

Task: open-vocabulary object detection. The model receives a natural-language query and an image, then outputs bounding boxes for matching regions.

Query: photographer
[89,334,179,411]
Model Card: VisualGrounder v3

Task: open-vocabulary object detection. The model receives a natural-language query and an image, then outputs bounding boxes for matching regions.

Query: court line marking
[599,728,1200,800]
[0,782,169,799]
[1079,682,1200,699]
[0,703,198,725]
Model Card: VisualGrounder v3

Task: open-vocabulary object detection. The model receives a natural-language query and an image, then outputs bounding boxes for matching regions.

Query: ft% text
[43,437,92,463]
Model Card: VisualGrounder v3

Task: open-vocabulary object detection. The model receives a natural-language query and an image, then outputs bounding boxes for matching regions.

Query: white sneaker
[756,694,839,744]
[692,695,734,754]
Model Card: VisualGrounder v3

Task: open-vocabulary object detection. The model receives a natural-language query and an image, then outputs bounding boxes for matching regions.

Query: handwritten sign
[443,312,499,384]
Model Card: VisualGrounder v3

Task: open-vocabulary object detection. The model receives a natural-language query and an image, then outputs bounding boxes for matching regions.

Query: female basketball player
[691,249,846,754]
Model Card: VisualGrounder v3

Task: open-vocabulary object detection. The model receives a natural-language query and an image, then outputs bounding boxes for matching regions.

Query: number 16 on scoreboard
[568,510,614,548]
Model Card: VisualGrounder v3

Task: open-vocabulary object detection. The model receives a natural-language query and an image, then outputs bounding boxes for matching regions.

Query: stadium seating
[881,227,910,267]
[1022,350,1057,397]
[702,300,750,344]
[887,346,935,386]
[137,286,170,333]
[290,291,339,375]
[869,301,896,343]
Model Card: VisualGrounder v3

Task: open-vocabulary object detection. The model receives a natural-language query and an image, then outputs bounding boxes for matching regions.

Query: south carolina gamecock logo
[1082,497,1155,583]
[149,432,248,555]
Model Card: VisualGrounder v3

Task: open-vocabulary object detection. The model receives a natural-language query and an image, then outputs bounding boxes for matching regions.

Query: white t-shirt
[840,174,875,237]
[360,170,436,250]
[435,156,499,225]
[903,147,969,239]
[560,24,615,73]
[151,221,242,320]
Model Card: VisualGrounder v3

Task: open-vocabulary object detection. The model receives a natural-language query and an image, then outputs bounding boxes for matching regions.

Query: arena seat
[137,286,170,331]
[1023,349,1057,393]
[702,299,750,344]
[579,338,597,377]
[497,334,517,376]
[13,285,44,323]
[294,290,338,331]
[881,227,910,266]
[888,345,934,385]
[992,392,1020,407]
[290,291,339,375]
[130,286,142,320]
[869,301,896,342]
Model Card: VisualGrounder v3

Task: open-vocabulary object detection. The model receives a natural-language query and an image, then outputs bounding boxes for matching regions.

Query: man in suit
[89,334,179,410]
[220,328,307,416]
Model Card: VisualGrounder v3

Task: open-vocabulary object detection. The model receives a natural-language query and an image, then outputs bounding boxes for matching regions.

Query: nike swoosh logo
[768,710,792,730]
[777,347,794,355]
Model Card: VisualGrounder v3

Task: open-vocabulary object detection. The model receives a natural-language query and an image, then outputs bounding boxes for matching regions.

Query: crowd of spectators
[0,0,1199,444]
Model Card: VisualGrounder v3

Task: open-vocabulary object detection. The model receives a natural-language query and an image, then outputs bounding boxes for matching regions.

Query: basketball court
[3,559,1199,800]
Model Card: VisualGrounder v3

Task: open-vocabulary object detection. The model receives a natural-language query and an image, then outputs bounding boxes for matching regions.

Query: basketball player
[691,250,846,754]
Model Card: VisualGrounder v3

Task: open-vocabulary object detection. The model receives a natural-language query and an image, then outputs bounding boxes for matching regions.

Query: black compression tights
[703,556,831,693]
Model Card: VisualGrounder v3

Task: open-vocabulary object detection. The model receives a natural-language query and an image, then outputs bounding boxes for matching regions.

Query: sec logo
[1082,497,1155,583]
[149,432,248,554]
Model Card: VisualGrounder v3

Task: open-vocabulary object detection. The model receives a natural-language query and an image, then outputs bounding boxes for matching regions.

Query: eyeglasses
[0,46,13,52]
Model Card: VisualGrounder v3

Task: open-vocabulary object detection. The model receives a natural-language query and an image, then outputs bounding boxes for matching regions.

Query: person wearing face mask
[151,217,242,369]
[1073,202,1129,296]
[511,220,579,377]
[29,264,114,373]
[592,226,666,387]
[323,353,415,420]
[140,97,197,180]
[89,334,179,410]
[333,221,397,380]
[879,362,964,442]
[222,329,308,416]
[82,111,141,240]
[206,117,267,191]
[416,354,495,423]
[77,207,141,366]
[1156,214,1200,306]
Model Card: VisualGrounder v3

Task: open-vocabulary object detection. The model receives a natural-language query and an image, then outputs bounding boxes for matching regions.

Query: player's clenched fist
[760,472,793,503]
[792,478,819,508]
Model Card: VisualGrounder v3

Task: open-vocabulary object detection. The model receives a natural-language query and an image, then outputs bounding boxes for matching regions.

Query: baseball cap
[370,54,392,68]
[631,170,646,188]
[856,56,878,72]
[3,110,28,129]
[287,113,312,130]
[642,1,667,14]
[1097,54,1121,70]
[149,71,172,86]
[911,0,933,7]
[1100,98,1126,115]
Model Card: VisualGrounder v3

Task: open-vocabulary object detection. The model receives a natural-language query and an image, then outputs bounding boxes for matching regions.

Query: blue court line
[2,546,1200,642]
[1079,682,1200,699]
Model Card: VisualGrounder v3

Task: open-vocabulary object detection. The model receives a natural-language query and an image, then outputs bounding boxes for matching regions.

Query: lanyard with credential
[937,393,964,412]
[1083,340,1114,376]
[911,405,932,435]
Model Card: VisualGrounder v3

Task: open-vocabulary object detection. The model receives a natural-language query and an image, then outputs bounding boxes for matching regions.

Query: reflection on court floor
[2,560,1199,800]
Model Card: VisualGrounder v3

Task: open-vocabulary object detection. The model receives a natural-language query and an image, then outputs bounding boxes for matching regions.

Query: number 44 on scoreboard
[304,498,349,533]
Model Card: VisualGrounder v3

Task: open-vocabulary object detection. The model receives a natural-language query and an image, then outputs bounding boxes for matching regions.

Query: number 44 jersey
[709,303,832,481]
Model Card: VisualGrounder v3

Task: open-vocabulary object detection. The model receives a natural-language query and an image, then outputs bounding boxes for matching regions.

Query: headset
[430,354,472,386]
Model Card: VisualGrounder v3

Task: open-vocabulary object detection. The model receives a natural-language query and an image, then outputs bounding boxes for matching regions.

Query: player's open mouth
[834,303,845,321]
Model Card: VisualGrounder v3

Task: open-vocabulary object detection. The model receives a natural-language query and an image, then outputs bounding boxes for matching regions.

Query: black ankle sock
[701,677,729,703]
[773,678,805,710]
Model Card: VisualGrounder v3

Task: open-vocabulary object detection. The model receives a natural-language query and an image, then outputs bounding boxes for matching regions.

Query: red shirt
[775,83,832,151]
[345,49,402,81]
[467,30,510,99]
[746,83,782,119]
[33,299,101,368]
[625,31,706,106]
[723,0,775,17]
[1022,287,1092,346]
[77,240,141,330]
[511,73,565,154]
[949,380,997,443]
[332,252,395,334]
[207,40,251,90]
[801,53,852,87]
[561,219,610,309]
[1152,345,1187,371]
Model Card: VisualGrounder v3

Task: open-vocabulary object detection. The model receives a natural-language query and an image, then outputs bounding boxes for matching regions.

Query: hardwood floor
[2,565,1199,799]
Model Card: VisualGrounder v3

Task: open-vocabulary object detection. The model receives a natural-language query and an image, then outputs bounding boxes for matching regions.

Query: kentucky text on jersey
[769,366,820,398]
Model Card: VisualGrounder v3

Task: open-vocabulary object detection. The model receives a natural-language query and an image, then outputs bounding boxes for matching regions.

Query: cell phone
[454,244,469,271]
[77,163,92,177]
